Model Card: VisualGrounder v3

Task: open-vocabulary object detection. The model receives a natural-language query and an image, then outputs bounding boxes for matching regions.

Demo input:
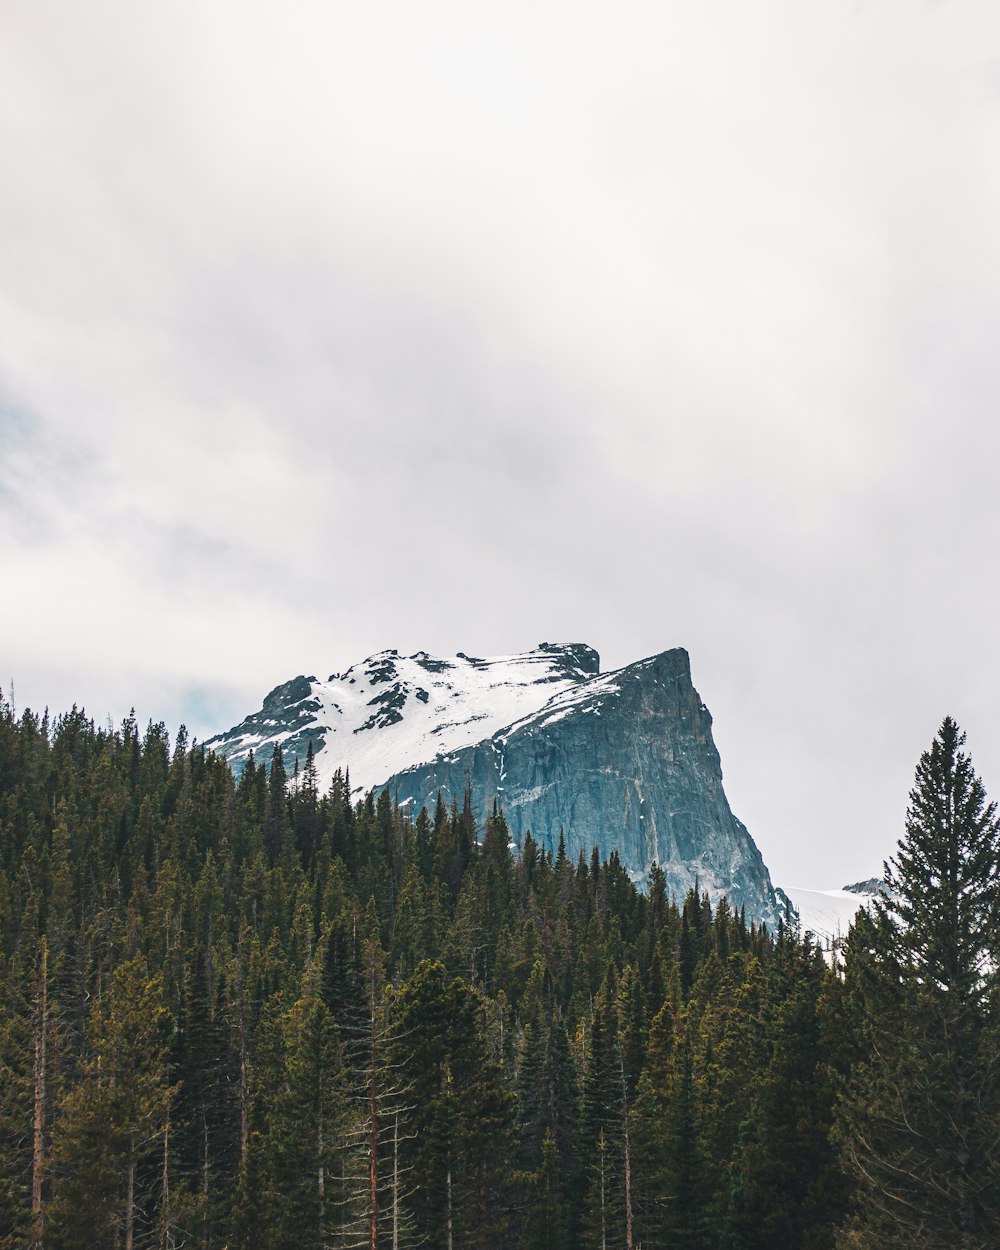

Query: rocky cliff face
[381,649,780,924]
[206,642,781,924]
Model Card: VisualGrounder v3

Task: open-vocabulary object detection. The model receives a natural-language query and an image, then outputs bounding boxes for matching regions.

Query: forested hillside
[1,696,997,1249]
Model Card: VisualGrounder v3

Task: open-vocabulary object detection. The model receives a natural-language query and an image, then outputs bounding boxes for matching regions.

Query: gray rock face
[381,648,781,925]
[842,878,886,896]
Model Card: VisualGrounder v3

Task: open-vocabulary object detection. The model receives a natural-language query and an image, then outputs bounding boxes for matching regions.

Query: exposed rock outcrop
[381,648,780,924]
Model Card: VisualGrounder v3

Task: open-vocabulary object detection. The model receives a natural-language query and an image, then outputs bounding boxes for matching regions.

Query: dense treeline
[0,696,997,1249]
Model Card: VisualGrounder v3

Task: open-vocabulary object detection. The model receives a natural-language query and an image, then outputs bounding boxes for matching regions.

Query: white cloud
[2,0,1000,885]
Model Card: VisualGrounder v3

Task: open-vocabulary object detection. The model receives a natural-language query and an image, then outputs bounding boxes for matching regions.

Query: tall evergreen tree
[47,956,174,1250]
[836,718,1000,1249]
[256,979,349,1250]
[389,960,514,1249]
[264,745,288,866]
[725,942,846,1250]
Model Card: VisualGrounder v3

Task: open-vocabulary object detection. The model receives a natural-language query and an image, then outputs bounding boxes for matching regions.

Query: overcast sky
[2,0,999,889]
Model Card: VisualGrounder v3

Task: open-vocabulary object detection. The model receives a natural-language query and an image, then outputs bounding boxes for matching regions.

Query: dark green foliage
[724,942,846,1250]
[7,684,973,1248]
[836,718,1000,1250]
[0,952,34,1250]
[264,743,288,865]
[46,955,173,1250]
[523,1130,566,1250]
[389,959,515,1249]
[253,980,349,1250]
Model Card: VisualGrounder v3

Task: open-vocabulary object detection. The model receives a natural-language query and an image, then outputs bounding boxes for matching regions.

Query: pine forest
[1,694,999,1250]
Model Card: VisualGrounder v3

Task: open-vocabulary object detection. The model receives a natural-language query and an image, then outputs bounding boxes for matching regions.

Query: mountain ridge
[205,642,782,924]
[204,642,602,795]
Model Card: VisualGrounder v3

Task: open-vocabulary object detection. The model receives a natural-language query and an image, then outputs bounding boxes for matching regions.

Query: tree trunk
[445,1060,454,1250]
[160,1113,170,1250]
[239,1002,249,1168]
[446,1166,453,1250]
[624,1114,633,1250]
[621,1062,634,1250]
[202,1112,210,1250]
[392,1112,399,1250]
[124,1136,136,1250]
[370,981,379,1250]
[342,1155,348,1246]
[318,1077,325,1247]
[31,938,48,1250]
[599,1129,607,1250]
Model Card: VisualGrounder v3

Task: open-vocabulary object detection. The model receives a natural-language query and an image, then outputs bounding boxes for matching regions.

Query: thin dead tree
[329,935,421,1250]
[31,937,49,1250]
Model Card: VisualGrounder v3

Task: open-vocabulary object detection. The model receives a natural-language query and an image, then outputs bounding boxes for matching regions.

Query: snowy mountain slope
[204,642,600,795]
[784,884,881,953]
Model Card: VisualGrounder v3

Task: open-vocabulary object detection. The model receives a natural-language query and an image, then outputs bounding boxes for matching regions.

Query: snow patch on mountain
[784,884,881,954]
[204,643,601,796]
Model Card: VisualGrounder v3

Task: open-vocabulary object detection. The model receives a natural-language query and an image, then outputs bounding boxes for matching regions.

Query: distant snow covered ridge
[206,642,785,925]
[204,642,601,796]
[783,884,883,952]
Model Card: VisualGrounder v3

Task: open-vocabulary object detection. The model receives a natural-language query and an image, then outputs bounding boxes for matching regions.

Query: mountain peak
[205,641,781,923]
[536,641,601,675]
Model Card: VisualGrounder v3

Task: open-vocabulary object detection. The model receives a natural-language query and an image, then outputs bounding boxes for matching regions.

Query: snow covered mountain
[205,642,783,925]
[204,642,601,795]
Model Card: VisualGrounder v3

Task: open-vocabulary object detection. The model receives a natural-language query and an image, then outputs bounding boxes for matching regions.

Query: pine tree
[579,969,626,1250]
[47,955,174,1250]
[664,1028,705,1250]
[389,960,514,1249]
[0,949,34,1249]
[264,744,288,865]
[515,962,579,1226]
[836,718,1000,1249]
[523,1130,565,1250]
[171,941,240,1248]
[725,941,846,1250]
[293,740,322,864]
[256,978,349,1250]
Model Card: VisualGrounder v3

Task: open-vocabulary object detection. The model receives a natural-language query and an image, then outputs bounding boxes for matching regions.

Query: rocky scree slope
[205,643,782,925]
